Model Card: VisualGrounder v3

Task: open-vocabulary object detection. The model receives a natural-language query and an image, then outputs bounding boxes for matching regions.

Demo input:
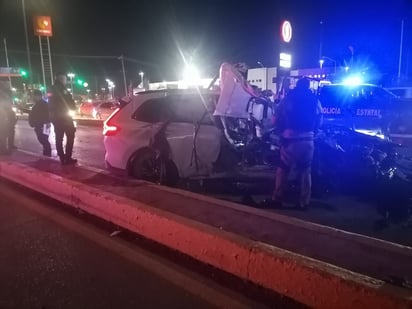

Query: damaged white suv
[103,63,276,185]
[103,89,224,184]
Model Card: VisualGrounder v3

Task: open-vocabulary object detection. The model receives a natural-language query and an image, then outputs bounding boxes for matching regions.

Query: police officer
[29,90,52,156]
[48,72,77,165]
[270,77,322,210]
[0,83,17,154]
[0,92,10,154]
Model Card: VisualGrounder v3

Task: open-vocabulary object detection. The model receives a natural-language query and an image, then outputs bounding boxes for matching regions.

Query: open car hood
[213,63,256,118]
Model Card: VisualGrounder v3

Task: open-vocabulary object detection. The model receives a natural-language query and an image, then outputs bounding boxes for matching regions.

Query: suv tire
[130,148,179,186]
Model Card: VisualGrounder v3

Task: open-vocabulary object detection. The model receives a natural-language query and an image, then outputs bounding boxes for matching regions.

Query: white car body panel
[165,123,221,178]
[104,92,166,170]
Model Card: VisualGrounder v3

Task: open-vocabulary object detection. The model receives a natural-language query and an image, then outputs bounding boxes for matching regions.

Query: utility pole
[398,19,405,80]
[22,0,33,86]
[3,38,12,90]
[319,20,324,61]
[119,55,127,96]
[38,36,46,90]
[94,75,98,97]
[67,73,75,97]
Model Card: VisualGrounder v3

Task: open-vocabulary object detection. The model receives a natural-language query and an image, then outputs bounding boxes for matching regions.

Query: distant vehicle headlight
[12,107,18,113]
[68,110,76,118]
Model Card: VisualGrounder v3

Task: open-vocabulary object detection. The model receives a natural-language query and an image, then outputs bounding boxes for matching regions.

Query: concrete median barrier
[0,160,411,308]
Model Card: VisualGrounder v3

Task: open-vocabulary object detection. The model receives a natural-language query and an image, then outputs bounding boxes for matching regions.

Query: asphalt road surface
[0,180,276,309]
[14,119,412,246]
[15,119,105,169]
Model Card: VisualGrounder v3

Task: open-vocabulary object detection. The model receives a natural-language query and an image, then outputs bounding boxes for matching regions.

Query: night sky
[0,0,411,91]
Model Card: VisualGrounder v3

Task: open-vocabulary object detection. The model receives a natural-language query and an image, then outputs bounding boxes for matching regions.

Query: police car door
[351,85,386,137]
[318,85,348,128]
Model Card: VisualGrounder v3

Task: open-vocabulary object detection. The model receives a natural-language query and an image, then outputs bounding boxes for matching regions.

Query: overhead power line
[0,49,158,67]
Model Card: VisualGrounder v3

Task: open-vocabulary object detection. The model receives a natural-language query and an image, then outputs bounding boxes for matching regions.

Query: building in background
[247,67,277,94]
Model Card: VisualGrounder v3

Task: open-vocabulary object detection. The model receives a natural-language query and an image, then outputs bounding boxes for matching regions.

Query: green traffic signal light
[77,79,83,86]
[20,69,28,77]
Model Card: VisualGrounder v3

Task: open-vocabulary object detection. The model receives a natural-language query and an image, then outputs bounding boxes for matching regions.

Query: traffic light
[77,79,84,86]
[20,69,28,78]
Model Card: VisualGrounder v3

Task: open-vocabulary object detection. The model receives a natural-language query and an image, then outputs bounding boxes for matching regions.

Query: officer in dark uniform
[29,89,52,156]
[0,91,10,154]
[48,72,77,165]
[270,77,322,210]
[0,83,17,154]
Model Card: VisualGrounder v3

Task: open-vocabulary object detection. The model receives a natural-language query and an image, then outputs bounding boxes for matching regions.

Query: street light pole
[22,0,33,86]
[68,73,75,98]
[119,55,127,96]
[321,56,337,74]
[106,79,115,99]
[398,19,405,80]
[3,38,12,90]
[319,21,324,62]
[139,70,144,88]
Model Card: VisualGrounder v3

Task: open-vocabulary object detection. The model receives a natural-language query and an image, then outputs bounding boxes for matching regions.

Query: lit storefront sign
[34,16,53,37]
[279,53,292,68]
[281,20,292,43]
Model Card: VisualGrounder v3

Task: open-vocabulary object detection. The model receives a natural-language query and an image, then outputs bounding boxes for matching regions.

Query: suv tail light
[103,108,120,136]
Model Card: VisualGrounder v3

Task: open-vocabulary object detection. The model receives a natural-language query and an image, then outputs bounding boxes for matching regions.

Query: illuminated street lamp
[182,64,200,87]
[319,59,325,69]
[320,56,337,73]
[67,72,75,96]
[139,71,144,88]
[183,64,199,80]
[105,79,115,97]
[111,84,115,98]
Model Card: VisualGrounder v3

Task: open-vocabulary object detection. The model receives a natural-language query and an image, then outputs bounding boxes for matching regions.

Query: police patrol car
[318,83,399,139]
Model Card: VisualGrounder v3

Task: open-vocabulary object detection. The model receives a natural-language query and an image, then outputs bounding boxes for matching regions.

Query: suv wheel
[130,148,178,186]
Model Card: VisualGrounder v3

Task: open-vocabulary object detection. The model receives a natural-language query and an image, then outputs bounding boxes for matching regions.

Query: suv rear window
[133,97,172,123]
[133,94,214,124]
